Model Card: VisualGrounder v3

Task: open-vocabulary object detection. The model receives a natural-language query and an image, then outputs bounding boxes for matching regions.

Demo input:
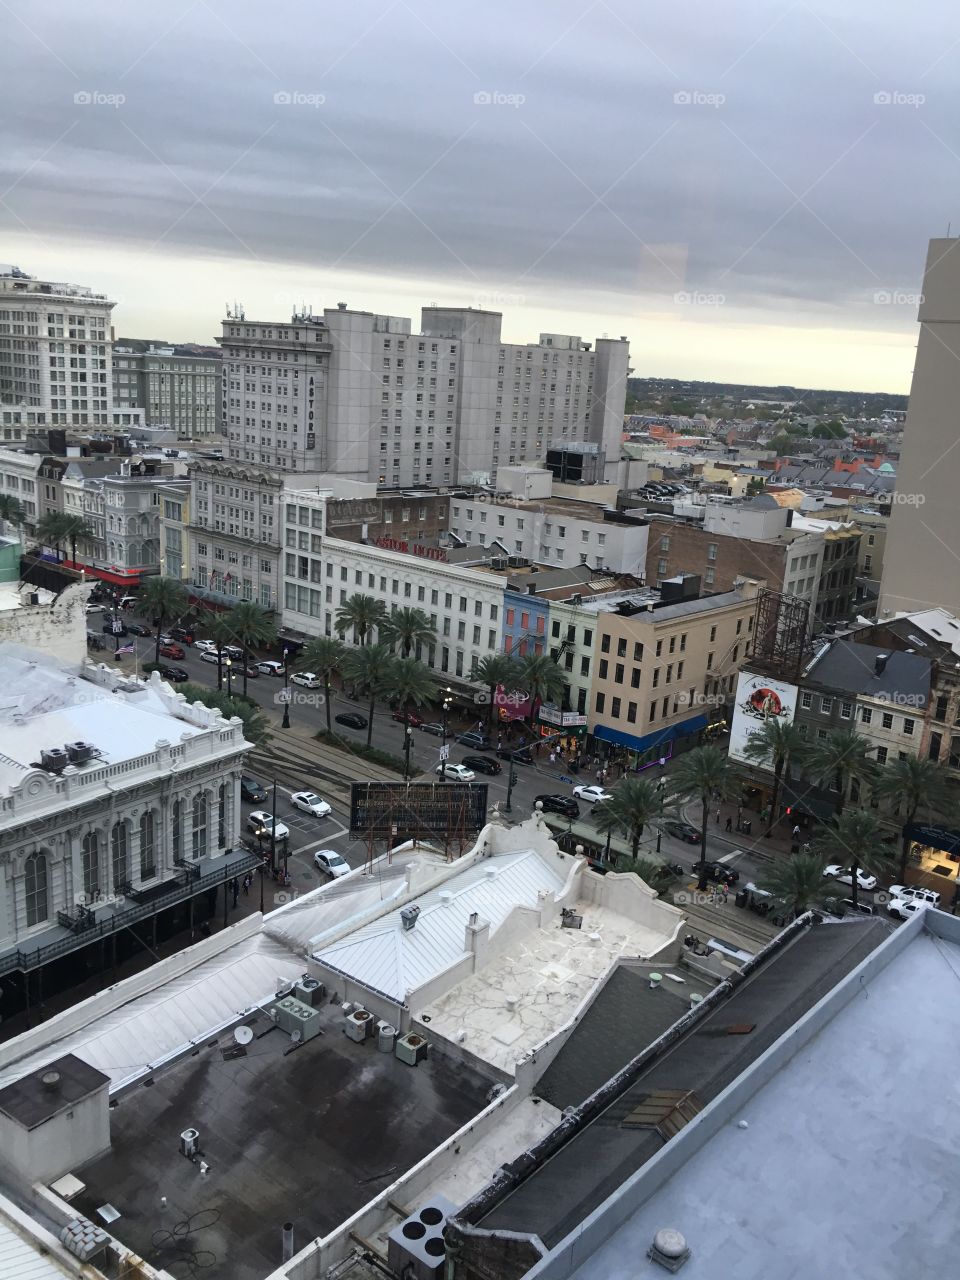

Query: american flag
[115,642,135,657]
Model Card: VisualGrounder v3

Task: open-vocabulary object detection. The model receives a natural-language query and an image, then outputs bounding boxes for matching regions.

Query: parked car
[194,639,219,654]
[700,860,741,885]
[200,650,223,665]
[887,883,941,908]
[240,776,267,803]
[335,711,368,730]
[85,602,107,614]
[392,708,425,726]
[662,820,702,844]
[222,645,245,661]
[572,784,612,804]
[256,659,285,676]
[169,626,195,644]
[246,811,289,841]
[290,672,322,689]
[244,665,260,679]
[102,620,128,637]
[127,622,152,637]
[461,755,501,775]
[456,731,492,751]
[118,595,138,610]
[158,664,189,683]
[497,746,533,764]
[534,794,580,818]
[888,897,927,921]
[823,865,878,892]
[438,763,476,782]
[314,849,350,878]
[290,791,332,817]
[420,721,446,737]
[159,642,186,660]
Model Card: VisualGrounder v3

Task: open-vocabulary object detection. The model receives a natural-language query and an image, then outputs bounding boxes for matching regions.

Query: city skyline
[2,1,954,393]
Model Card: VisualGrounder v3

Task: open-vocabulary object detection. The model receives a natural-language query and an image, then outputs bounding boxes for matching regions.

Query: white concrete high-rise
[0,266,116,430]
[219,303,630,485]
[881,238,960,618]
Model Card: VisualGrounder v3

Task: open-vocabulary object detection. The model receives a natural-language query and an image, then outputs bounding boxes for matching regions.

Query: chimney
[875,653,888,675]
[464,915,490,970]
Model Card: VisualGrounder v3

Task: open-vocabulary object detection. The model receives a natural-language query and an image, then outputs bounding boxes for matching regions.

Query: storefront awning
[905,823,960,856]
[593,713,707,754]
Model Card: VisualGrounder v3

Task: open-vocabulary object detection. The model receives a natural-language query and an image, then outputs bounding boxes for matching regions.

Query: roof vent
[648,1228,692,1272]
[337,301,347,311]
[484,866,499,880]
[874,653,888,675]
[439,890,454,907]
[401,905,421,931]
[41,1070,61,1093]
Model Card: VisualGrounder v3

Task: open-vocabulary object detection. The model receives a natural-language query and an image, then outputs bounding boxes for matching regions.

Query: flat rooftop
[568,923,960,1280]
[73,999,491,1280]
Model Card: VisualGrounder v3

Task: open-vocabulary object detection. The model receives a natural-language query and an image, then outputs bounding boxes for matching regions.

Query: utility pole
[271,779,278,873]
[281,648,291,728]
[504,760,519,814]
[404,726,412,781]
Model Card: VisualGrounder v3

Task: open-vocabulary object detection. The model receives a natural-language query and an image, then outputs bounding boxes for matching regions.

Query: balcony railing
[0,847,262,976]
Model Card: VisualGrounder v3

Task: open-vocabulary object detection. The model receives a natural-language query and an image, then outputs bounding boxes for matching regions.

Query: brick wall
[645,519,785,592]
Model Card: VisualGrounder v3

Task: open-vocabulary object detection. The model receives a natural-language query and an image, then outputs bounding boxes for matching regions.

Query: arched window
[217,783,227,849]
[81,831,100,901]
[111,822,129,891]
[25,851,49,927]
[139,811,156,880]
[172,799,182,860]
[192,792,208,859]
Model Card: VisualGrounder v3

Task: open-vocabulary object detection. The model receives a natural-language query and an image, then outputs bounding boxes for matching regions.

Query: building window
[611,697,621,718]
[172,799,182,859]
[218,782,228,847]
[928,731,942,762]
[860,706,872,725]
[24,851,49,926]
[111,822,129,890]
[840,700,852,719]
[192,792,208,859]
[600,634,610,654]
[935,694,949,721]
[876,745,888,764]
[81,831,100,899]
[595,691,605,714]
[820,696,833,714]
[139,811,156,880]
[903,717,915,736]
[881,712,893,730]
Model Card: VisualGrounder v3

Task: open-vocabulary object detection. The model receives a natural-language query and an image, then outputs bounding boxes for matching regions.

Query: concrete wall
[0,580,91,667]
[576,868,685,945]
[0,1082,110,1185]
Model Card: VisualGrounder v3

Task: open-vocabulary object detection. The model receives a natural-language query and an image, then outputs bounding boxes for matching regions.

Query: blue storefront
[592,712,709,767]
[502,588,549,657]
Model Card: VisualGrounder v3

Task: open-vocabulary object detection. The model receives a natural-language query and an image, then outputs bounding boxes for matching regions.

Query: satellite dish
[290,1029,302,1044]
[233,1026,254,1046]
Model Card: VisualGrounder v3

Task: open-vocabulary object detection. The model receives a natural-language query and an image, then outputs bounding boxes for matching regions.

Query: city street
[105,633,773,905]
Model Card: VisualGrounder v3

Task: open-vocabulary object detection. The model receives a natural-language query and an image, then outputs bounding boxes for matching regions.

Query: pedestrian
[725,815,733,832]
[715,808,721,825]
[736,806,743,825]
[720,881,729,902]
[549,750,556,765]
[242,874,251,896]
[596,768,603,784]
[792,823,801,840]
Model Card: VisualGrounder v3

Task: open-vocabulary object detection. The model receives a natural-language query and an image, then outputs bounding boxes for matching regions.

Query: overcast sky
[1,0,956,391]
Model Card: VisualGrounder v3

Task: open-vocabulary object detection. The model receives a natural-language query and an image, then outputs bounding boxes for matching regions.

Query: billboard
[728,671,799,765]
[350,781,489,842]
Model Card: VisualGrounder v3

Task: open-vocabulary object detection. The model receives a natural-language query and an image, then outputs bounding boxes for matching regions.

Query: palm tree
[224,601,275,696]
[612,853,672,887]
[759,852,832,920]
[34,512,72,563]
[473,653,521,734]
[872,755,959,881]
[140,575,189,666]
[335,593,387,647]
[179,683,272,748]
[298,635,345,734]
[0,494,26,538]
[668,745,738,886]
[342,644,392,747]
[593,777,662,860]
[514,652,565,726]
[801,726,876,816]
[812,809,891,910]
[62,515,94,569]
[742,719,807,836]
[386,656,438,713]
[380,606,436,657]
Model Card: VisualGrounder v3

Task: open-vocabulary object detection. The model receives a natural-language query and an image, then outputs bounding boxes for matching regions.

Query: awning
[78,564,148,586]
[592,713,707,754]
[905,822,960,856]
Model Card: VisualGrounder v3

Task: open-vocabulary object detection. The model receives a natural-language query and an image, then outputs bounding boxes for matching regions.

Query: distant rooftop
[804,638,930,705]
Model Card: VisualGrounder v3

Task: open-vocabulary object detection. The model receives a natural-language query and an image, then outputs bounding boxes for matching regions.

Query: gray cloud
[0,0,955,342]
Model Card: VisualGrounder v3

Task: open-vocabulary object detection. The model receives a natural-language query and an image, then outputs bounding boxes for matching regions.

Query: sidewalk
[679,796,801,866]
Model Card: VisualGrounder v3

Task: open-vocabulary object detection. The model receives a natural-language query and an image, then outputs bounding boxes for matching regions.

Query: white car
[438,763,476,782]
[314,849,350,878]
[85,602,107,614]
[200,649,224,664]
[194,639,218,653]
[887,883,941,908]
[290,672,322,689]
[246,810,290,841]
[822,865,878,892]
[256,660,285,676]
[888,897,927,921]
[290,791,331,818]
[572,784,613,804]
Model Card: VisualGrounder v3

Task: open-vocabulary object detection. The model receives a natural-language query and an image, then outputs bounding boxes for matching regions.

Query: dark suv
[534,794,580,819]
[456,731,492,751]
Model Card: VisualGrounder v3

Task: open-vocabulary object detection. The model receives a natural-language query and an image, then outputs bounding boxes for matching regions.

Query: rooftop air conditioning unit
[395,1031,429,1066]
[65,741,96,765]
[387,1194,458,1280]
[294,977,325,1008]
[40,748,69,774]
[491,558,508,571]
[345,1008,374,1043]
[179,1128,200,1159]
[274,996,322,1042]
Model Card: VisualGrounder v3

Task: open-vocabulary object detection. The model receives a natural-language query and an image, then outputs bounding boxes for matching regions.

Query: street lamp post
[404,726,413,781]
[281,649,291,729]
[656,776,666,855]
[225,657,233,697]
[442,687,453,739]
[505,760,518,814]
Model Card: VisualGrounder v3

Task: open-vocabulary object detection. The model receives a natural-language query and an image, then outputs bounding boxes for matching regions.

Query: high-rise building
[0,266,116,429]
[880,237,960,617]
[113,342,221,436]
[219,303,629,485]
